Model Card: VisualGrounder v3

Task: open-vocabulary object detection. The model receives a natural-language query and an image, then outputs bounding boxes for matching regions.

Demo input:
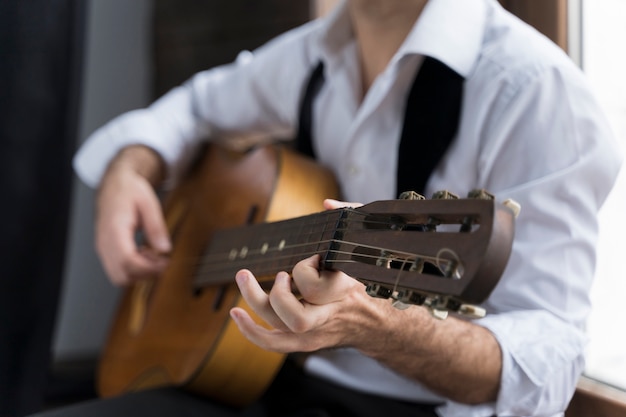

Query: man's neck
[348,0,428,95]
[348,0,428,22]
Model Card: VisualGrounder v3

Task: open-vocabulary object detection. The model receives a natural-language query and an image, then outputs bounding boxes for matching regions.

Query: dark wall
[0,0,85,415]
[153,0,311,97]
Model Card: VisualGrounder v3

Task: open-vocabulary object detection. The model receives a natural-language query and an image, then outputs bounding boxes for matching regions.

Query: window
[579,0,626,391]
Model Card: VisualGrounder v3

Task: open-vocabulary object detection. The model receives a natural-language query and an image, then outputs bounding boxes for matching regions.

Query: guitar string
[188,212,464,267]
[197,236,427,267]
[185,219,384,266]
[191,233,437,277]
[162,204,477,267]
[162,211,466,285]
[193,225,463,269]
[192,242,458,287]
[194,244,421,276]
[201,238,440,269]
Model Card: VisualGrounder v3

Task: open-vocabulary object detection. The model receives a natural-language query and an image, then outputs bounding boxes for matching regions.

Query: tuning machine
[457,304,487,319]
[365,284,486,320]
[468,188,521,218]
[398,191,425,200]
[432,190,459,200]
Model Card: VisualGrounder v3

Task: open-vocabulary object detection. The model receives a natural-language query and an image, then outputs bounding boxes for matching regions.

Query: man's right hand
[95,145,172,286]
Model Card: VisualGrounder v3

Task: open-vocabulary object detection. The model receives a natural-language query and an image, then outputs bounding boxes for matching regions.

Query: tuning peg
[365,283,392,300]
[398,191,425,200]
[467,188,494,200]
[502,198,521,218]
[391,300,411,310]
[429,308,449,320]
[432,190,459,199]
[396,289,426,306]
[458,304,487,319]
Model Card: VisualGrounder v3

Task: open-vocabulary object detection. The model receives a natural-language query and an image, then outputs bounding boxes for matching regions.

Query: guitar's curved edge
[266,145,340,223]
[184,294,287,407]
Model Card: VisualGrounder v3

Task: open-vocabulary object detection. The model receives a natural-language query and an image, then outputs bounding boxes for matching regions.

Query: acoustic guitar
[97,143,517,407]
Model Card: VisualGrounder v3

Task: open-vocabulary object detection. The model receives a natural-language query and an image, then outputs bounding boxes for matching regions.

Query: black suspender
[295,61,325,159]
[396,57,464,196]
[295,57,464,197]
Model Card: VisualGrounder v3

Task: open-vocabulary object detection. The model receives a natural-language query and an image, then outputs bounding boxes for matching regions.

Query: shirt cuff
[438,310,585,417]
[74,86,210,189]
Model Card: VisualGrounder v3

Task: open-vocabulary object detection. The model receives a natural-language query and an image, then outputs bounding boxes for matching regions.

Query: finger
[269,269,337,334]
[323,199,363,210]
[101,245,168,286]
[231,298,350,353]
[95,218,135,285]
[136,184,171,254]
[268,271,311,333]
[289,254,326,304]
[229,307,309,353]
[291,255,358,305]
[96,211,168,285]
[235,270,290,331]
[136,246,170,271]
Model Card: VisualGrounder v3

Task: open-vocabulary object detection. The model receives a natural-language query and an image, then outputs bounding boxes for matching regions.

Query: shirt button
[348,165,360,176]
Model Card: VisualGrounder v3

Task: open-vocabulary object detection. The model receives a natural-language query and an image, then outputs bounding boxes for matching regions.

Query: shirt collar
[316,0,488,78]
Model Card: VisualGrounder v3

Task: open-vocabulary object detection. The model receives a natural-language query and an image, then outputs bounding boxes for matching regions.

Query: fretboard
[192,209,347,287]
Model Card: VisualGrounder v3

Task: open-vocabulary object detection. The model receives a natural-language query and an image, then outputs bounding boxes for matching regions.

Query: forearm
[232,256,503,405]
[353,295,501,404]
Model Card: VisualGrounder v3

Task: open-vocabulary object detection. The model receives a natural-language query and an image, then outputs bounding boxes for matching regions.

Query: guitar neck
[193,209,345,287]
[190,197,515,308]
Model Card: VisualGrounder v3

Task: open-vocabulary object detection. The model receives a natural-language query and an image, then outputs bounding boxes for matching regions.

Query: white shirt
[74,0,623,416]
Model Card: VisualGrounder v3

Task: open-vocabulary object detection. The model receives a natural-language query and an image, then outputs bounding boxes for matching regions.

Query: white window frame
[567,0,626,414]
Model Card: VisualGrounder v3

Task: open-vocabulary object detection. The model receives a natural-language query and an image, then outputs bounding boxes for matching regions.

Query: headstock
[200,189,518,320]
[321,189,519,319]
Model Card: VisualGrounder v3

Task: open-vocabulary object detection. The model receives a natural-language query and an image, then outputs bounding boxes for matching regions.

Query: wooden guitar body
[97,144,340,406]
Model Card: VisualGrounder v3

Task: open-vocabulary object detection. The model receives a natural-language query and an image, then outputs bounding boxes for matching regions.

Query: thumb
[323,199,363,210]
[137,189,171,254]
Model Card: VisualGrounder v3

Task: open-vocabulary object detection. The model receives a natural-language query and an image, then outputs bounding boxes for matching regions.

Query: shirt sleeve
[73,21,321,189]
[436,63,623,417]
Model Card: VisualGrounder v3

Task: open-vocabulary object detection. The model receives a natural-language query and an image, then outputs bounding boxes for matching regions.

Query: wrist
[107,145,166,187]
[349,293,437,358]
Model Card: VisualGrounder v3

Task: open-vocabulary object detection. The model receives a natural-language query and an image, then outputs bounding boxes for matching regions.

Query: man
[36,0,622,416]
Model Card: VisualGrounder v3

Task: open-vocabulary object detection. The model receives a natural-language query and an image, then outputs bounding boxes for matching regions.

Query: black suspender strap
[295,61,325,159]
[396,57,464,196]
[296,57,464,197]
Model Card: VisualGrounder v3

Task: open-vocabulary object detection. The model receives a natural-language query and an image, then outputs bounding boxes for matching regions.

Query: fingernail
[155,237,171,253]
[235,270,248,284]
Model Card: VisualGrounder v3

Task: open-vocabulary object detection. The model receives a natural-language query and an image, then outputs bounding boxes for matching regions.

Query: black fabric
[295,61,325,159]
[0,1,85,416]
[396,57,464,196]
[295,57,464,197]
[31,360,439,417]
[257,359,440,417]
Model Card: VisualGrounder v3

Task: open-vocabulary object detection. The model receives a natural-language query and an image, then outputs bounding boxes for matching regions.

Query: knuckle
[289,316,313,334]
[119,255,134,271]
